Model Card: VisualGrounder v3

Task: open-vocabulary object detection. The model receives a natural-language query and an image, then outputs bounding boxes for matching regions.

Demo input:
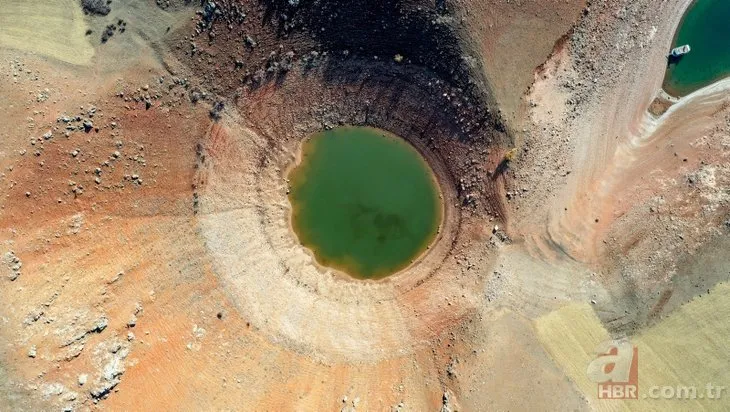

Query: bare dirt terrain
[1,0,730,411]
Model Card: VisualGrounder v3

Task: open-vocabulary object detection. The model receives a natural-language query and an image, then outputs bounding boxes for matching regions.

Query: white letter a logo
[586,340,634,383]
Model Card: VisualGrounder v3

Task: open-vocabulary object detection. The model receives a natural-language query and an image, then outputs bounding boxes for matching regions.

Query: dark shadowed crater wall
[174,0,510,219]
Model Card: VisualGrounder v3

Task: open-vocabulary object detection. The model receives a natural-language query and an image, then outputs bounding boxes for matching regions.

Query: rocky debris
[108,271,123,284]
[445,357,458,378]
[36,89,50,102]
[155,0,173,9]
[562,1,659,118]
[81,0,111,16]
[490,226,511,246]
[27,345,37,358]
[244,35,257,49]
[91,317,109,333]
[23,307,45,325]
[195,0,247,34]
[440,390,455,412]
[62,315,109,347]
[123,173,143,186]
[3,251,22,281]
[340,395,360,412]
[192,324,206,338]
[116,85,165,110]
[189,89,203,103]
[101,19,127,43]
[391,402,405,412]
[185,323,206,351]
[70,182,85,198]
[126,303,143,328]
[67,214,84,235]
[41,382,66,398]
[89,338,130,401]
[193,192,200,214]
[209,101,224,120]
[63,343,85,361]
[78,374,88,387]
[56,107,101,135]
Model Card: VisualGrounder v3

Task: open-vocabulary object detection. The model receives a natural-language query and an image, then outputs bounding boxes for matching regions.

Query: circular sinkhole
[288,126,443,280]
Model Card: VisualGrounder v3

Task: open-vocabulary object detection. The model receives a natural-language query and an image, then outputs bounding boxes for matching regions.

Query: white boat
[670,44,691,57]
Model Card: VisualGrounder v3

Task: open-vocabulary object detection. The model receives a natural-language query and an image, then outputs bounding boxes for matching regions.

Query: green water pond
[288,127,442,280]
[664,0,730,96]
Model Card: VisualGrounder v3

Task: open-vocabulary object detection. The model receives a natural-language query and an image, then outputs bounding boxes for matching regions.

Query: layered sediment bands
[196,118,467,360]
[240,58,507,216]
[179,0,511,360]
[178,0,511,214]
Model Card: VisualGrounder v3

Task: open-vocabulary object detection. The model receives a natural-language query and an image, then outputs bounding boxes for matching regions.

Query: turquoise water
[664,0,730,96]
[288,127,442,280]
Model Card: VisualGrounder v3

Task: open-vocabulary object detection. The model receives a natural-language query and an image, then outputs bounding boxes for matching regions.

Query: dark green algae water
[288,127,442,280]
[664,0,730,96]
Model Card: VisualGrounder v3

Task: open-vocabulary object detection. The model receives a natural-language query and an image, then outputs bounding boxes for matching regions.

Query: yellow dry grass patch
[536,282,730,411]
[0,0,93,65]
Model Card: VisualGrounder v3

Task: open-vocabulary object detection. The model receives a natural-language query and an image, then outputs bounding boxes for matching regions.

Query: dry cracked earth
[1,0,730,411]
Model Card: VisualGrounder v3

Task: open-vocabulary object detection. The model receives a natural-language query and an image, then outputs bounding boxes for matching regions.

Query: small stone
[78,374,88,386]
[28,345,37,358]
[25,192,31,197]
[92,316,108,333]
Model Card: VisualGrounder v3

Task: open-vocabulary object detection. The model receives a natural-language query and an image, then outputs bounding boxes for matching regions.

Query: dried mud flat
[1,0,730,411]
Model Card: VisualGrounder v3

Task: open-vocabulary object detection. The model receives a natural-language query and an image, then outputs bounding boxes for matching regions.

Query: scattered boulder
[209,101,224,120]
[440,390,456,412]
[90,339,130,400]
[81,0,111,16]
[3,251,22,281]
